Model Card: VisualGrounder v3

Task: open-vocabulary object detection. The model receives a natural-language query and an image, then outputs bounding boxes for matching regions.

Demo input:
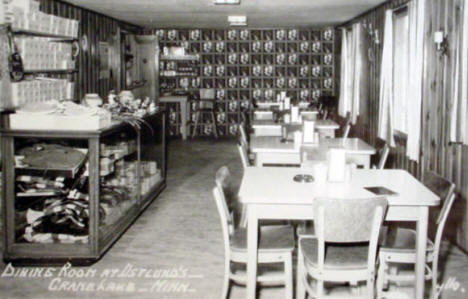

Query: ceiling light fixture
[228,15,247,26]
[214,0,240,4]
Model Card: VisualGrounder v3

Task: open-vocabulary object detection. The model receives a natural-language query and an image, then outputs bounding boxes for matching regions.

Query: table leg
[255,154,263,167]
[415,207,428,299]
[180,101,188,140]
[247,206,259,299]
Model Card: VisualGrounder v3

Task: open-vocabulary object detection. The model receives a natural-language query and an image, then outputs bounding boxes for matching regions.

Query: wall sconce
[434,30,447,55]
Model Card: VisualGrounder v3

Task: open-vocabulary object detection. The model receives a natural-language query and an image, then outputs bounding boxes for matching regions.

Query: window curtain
[378,10,395,147]
[406,0,426,161]
[450,0,468,145]
[338,23,363,124]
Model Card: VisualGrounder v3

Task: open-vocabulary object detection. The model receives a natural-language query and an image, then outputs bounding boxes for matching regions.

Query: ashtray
[293,174,314,183]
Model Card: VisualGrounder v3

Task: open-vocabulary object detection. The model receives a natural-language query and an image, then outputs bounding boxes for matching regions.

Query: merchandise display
[2,110,167,261]
[8,0,79,38]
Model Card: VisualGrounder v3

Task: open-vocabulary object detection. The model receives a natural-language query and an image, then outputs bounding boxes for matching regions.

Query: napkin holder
[293,131,303,150]
[302,120,318,145]
[327,148,346,182]
[291,106,299,123]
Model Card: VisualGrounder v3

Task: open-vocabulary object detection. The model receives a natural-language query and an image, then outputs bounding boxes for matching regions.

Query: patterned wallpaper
[155,28,336,137]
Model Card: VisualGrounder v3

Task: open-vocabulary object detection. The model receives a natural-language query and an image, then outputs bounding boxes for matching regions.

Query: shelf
[11,29,78,41]
[161,54,200,61]
[23,69,77,74]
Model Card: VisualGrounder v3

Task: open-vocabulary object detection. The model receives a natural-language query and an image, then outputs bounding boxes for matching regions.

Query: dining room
[1,0,468,298]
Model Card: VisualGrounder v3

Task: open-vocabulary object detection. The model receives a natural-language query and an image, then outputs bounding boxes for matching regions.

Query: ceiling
[64,0,387,29]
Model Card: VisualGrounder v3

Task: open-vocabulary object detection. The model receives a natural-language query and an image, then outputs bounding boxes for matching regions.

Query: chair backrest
[314,197,387,243]
[376,143,390,169]
[239,122,248,145]
[422,171,456,252]
[215,166,236,211]
[313,197,387,272]
[237,139,250,169]
[213,186,233,257]
[342,122,351,139]
[341,112,352,138]
[199,88,215,109]
[322,110,328,120]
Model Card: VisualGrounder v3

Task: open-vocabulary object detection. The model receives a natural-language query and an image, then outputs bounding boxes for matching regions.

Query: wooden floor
[0,138,467,299]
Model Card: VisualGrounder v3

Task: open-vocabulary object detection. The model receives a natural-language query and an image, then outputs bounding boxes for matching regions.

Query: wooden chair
[341,112,352,139]
[239,121,249,145]
[212,182,295,299]
[237,139,251,169]
[376,171,456,299]
[297,197,388,299]
[373,143,390,169]
[192,88,218,138]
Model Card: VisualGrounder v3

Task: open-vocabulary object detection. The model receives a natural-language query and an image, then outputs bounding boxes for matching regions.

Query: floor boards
[0,138,466,298]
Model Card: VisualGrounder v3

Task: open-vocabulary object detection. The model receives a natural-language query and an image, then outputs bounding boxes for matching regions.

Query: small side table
[160,96,189,140]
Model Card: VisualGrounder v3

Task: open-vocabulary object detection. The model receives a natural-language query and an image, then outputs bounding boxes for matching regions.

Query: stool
[192,89,218,138]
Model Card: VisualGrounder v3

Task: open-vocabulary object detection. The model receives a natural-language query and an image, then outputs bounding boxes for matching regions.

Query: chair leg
[296,244,306,299]
[222,258,230,299]
[376,255,388,299]
[192,110,200,138]
[284,252,293,299]
[367,276,375,299]
[316,279,324,299]
[431,259,438,299]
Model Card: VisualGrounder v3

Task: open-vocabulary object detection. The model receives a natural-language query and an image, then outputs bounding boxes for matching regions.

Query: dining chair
[192,88,218,138]
[373,143,390,169]
[212,184,295,299]
[341,112,352,139]
[237,138,251,169]
[297,197,388,299]
[376,171,456,299]
[239,121,249,145]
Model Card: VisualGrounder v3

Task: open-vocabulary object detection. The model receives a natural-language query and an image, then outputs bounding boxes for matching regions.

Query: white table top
[238,167,440,207]
[250,136,299,153]
[251,119,339,130]
[303,138,376,158]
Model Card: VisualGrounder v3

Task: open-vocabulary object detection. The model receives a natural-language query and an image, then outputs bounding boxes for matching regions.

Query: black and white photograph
[0,0,467,298]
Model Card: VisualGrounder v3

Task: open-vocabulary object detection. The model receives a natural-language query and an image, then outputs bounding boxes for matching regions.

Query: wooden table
[159,96,189,140]
[250,137,375,168]
[302,138,376,168]
[251,119,339,137]
[238,167,439,299]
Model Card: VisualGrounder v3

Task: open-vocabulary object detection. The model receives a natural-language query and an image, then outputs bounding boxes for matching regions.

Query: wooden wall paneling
[345,0,467,248]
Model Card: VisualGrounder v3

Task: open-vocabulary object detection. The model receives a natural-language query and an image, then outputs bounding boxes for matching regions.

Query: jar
[83,93,103,107]
[119,90,135,105]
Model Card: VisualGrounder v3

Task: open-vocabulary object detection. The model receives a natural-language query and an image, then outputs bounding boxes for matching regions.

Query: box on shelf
[9,112,112,131]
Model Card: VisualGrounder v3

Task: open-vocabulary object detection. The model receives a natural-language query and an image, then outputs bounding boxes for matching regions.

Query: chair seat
[380,227,434,254]
[231,225,295,252]
[300,238,369,270]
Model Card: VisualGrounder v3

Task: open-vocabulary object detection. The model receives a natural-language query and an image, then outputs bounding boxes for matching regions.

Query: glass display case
[1,110,166,264]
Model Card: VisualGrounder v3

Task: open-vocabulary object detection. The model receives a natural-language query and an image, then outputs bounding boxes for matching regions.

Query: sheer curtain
[378,10,395,147]
[406,0,426,161]
[450,0,468,145]
[338,23,363,124]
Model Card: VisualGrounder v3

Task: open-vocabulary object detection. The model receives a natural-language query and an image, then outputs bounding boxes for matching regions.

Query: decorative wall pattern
[155,28,336,137]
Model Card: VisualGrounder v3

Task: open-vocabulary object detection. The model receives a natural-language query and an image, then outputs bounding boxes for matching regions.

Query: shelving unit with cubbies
[157,28,336,137]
